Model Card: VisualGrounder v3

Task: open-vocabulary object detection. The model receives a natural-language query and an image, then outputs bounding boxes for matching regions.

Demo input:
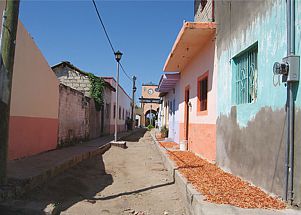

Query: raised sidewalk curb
[0,129,137,202]
[149,130,299,215]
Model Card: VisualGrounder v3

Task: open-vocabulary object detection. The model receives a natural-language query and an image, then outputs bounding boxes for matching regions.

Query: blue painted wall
[217,0,300,127]
[216,0,301,202]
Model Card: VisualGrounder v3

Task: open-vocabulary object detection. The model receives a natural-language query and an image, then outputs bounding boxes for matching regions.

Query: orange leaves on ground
[159,141,179,150]
[167,151,286,210]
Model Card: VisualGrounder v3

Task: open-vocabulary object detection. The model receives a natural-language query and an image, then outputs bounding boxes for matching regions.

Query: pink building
[103,77,132,134]
[163,22,217,161]
[0,2,60,160]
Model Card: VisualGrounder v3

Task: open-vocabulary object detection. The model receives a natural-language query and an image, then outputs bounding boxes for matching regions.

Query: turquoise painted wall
[217,0,301,127]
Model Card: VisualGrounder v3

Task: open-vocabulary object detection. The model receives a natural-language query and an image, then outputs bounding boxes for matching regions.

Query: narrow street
[3,129,188,215]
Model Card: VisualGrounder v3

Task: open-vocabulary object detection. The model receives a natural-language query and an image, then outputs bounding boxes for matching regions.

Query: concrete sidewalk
[149,129,301,215]
[0,129,137,202]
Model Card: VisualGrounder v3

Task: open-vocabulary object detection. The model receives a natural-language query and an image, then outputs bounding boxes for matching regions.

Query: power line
[91,0,135,83]
[91,0,115,54]
[120,63,132,81]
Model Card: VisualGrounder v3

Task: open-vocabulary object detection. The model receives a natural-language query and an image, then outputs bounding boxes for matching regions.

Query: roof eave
[163,22,216,72]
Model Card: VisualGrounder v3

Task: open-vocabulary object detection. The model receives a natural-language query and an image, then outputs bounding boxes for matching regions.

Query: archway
[145,109,157,127]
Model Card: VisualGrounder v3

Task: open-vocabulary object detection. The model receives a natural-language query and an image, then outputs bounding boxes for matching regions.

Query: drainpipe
[274,0,299,204]
[287,0,295,204]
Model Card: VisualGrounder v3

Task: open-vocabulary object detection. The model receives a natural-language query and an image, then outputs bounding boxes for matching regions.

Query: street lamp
[115,50,123,62]
[114,50,122,142]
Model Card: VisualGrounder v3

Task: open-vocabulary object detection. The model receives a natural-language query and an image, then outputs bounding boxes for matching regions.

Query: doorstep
[149,130,301,215]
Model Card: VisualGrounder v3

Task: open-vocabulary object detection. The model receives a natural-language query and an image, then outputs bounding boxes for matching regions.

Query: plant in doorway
[147,124,154,131]
[160,126,168,138]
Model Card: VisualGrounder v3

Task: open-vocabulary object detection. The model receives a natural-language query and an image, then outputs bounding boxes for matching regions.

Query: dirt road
[2,129,188,215]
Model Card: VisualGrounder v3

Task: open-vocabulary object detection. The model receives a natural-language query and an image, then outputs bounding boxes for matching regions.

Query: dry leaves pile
[159,141,179,149]
[167,151,286,210]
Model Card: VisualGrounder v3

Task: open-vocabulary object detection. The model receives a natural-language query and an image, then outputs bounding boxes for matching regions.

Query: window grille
[234,46,258,104]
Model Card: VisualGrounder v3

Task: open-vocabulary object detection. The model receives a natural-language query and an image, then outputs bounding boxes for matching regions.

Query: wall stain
[217,106,286,197]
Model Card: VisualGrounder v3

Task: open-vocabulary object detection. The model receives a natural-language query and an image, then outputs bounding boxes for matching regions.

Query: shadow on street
[121,128,147,142]
[0,155,113,214]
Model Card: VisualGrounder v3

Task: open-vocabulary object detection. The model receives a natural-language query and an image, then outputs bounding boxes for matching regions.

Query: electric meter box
[283,55,300,82]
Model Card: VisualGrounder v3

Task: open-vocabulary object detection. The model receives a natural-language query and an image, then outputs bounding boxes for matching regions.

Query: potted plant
[160,126,168,138]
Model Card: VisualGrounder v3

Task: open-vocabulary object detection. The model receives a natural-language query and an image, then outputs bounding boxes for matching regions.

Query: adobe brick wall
[58,84,90,146]
[54,64,114,139]
[54,64,91,97]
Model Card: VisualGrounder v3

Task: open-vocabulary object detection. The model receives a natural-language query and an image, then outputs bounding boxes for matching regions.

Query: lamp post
[150,104,153,126]
[114,50,122,142]
[131,76,137,128]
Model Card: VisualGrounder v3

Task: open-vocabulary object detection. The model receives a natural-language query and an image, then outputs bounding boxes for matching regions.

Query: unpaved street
[3,129,188,215]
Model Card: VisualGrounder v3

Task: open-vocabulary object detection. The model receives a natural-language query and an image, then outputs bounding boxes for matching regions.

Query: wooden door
[184,86,190,150]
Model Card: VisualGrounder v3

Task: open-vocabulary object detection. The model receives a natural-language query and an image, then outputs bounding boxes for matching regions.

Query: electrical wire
[91,0,135,83]
[119,63,132,81]
[91,0,115,54]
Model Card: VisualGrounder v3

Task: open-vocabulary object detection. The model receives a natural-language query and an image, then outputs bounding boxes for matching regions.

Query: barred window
[233,44,258,105]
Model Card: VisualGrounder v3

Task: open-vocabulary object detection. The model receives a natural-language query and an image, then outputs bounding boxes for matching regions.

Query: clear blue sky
[19,0,193,101]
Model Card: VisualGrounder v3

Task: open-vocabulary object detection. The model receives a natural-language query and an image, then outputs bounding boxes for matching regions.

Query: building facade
[2,2,60,160]
[52,62,115,139]
[140,84,160,127]
[163,21,217,161]
[194,0,215,22]
[157,73,180,143]
[103,77,132,133]
[215,0,301,204]
[57,84,90,146]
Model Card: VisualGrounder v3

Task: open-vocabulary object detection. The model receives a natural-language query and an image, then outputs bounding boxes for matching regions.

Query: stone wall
[58,84,90,146]
[54,63,114,139]
[53,64,91,97]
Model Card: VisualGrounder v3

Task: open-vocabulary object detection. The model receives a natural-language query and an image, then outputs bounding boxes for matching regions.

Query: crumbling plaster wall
[216,0,301,203]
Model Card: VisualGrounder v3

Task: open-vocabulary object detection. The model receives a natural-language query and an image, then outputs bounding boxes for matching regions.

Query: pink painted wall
[0,2,59,159]
[178,37,217,161]
[8,117,58,159]
[178,39,217,125]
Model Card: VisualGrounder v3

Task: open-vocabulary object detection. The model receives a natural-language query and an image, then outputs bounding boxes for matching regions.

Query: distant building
[139,83,160,127]
[157,73,180,143]
[194,0,215,22]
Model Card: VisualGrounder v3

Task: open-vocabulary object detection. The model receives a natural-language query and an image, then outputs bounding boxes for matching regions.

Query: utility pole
[0,0,20,185]
[131,76,136,129]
